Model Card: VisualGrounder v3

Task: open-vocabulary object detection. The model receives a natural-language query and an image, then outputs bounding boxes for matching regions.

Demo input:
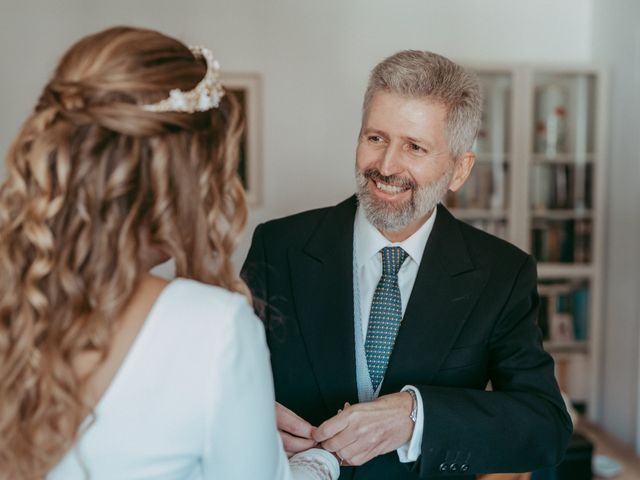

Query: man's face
[356,90,467,239]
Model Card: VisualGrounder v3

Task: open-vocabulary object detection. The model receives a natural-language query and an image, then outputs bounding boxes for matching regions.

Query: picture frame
[221,73,262,206]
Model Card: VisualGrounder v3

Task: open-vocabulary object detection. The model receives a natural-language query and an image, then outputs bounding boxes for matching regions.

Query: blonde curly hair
[0,26,248,478]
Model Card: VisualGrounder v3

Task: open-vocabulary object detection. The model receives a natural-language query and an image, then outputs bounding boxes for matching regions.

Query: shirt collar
[354,204,438,268]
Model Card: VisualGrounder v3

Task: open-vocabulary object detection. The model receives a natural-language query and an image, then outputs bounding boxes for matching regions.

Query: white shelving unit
[445,65,607,420]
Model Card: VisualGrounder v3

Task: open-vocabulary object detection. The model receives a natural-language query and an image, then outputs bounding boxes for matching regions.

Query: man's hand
[312,392,414,466]
[276,402,318,457]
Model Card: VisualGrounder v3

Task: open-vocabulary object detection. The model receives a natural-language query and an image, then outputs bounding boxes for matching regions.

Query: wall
[0,0,593,267]
[591,0,640,452]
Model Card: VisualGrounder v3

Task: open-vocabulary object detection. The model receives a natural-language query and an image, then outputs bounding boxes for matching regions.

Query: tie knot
[380,246,408,276]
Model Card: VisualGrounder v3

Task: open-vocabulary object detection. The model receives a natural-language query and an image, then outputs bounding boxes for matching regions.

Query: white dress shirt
[353,205,438,463]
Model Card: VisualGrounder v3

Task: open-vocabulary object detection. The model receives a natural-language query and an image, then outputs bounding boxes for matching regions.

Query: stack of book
[531,219,592,263]
[537,281,590,343]
[530,162,593,211]
[445,163,507,210]
[466,220,508,239]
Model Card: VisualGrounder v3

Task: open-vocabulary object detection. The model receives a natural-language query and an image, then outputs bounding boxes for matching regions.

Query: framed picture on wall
[221,73,262,205]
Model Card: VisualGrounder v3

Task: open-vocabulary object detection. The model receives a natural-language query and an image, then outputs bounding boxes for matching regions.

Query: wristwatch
[406,389,418,423]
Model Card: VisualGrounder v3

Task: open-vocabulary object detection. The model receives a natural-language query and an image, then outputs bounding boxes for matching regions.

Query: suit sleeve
[411,255,573,477]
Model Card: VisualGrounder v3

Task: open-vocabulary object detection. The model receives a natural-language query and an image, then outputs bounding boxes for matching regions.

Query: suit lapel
[289,197,359,414]
[381,205,489,394]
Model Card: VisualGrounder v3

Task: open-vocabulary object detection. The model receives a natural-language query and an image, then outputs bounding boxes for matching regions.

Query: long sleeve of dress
[202,300,339,480]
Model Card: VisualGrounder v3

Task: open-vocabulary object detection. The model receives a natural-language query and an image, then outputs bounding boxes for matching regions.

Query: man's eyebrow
[406,136,433,148]
[361,128,387,136]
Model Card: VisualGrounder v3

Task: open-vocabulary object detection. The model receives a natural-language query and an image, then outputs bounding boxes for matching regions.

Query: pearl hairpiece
[141,46,225,113]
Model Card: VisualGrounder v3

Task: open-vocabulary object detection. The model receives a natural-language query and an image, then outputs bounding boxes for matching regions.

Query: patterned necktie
[365,246,408,392]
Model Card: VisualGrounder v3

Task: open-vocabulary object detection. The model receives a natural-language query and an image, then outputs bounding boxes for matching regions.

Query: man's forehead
[363,92,447,143]
[371,89,446,109]
[366,91,447,119]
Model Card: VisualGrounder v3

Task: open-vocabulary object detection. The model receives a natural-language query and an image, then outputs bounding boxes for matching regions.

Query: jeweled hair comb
[141,46,224,113]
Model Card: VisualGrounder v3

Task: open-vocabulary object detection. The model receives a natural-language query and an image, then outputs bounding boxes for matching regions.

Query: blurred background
[1,0,639,473]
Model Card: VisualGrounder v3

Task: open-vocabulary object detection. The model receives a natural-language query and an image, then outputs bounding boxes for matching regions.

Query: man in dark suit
[242,50,572,479]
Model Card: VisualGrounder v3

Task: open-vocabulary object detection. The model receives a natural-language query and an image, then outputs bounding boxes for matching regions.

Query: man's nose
[377,143,403,177]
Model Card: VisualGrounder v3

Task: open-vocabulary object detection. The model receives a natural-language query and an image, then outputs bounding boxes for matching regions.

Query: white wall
[591,0,640,452]
[0,0,593,267]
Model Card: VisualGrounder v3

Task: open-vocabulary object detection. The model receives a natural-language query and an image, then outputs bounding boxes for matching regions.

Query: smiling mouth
[363,169,414,197]
[374,180,410,194]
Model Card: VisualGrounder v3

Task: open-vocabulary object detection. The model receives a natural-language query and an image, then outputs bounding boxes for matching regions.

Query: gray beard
[355,167,454,233]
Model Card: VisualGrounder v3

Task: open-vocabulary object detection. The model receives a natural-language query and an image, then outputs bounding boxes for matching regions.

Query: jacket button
[439,463,449,472]
[460,464,469,472]
[450,463,458,472]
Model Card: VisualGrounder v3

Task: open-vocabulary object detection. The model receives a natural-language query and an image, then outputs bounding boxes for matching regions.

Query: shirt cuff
[396,385,424,463]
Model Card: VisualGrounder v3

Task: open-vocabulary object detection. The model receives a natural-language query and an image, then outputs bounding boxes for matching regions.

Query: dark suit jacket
[241,196,572,479]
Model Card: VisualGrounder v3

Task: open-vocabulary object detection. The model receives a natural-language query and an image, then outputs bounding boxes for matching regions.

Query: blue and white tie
[365,246,408,392]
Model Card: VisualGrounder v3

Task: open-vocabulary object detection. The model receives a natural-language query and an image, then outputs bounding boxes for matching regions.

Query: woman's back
[49,278,299,479]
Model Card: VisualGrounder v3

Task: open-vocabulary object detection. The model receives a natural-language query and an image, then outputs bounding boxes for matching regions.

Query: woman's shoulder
[165,278,248,309]
[154,278,259,338]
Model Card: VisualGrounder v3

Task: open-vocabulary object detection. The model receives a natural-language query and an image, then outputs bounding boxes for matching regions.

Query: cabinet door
[529,70,602,417]
[444,71,513,241]
[529,73,597,265]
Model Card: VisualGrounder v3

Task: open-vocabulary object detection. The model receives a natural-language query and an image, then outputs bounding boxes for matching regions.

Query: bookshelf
[446,65,607,419]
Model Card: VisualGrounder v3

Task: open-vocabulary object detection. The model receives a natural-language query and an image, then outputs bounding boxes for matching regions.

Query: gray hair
[362,50,482,159]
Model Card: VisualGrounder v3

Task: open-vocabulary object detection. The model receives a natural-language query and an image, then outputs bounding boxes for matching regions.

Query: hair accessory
[141,46,224,113]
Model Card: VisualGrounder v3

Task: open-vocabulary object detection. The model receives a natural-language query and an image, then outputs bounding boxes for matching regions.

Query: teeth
[376,181,404,194]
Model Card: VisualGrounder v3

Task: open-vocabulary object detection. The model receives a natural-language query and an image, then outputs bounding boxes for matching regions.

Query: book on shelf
[573,217,592,264]
[572,287,589,340]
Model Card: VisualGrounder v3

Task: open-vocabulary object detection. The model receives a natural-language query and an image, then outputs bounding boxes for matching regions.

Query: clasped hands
[277,392,414,466]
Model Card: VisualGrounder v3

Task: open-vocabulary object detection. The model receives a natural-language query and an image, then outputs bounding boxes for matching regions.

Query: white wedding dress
[48,279,338,480]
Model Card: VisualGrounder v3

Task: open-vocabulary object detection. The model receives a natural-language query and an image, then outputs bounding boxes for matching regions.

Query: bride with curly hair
[0,26,337,480]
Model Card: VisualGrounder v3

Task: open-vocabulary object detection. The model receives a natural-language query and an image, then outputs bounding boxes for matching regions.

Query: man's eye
[368,135,383,143]
[409,143,426,153]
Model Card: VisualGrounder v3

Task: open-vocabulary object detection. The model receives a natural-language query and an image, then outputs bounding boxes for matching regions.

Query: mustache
[363,169,416,190]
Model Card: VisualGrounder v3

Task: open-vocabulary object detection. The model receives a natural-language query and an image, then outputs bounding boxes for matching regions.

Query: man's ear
[448,151,476,192]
